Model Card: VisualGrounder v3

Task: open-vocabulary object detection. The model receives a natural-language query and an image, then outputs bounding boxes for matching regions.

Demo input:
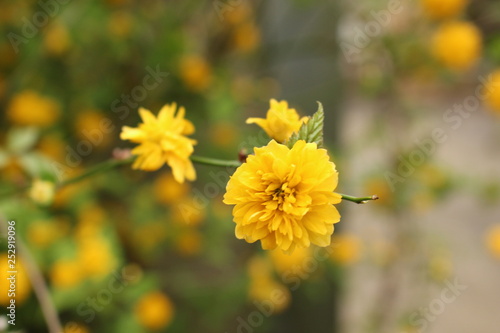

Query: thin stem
[190,155,241,168]
[59,156,135,187]
[337,193,379,204]
[0,219,63,333]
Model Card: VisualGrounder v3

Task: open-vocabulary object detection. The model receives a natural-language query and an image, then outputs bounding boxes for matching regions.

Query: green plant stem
[59,156,135,187]
[190,155,241,168]
[337,193,379,204]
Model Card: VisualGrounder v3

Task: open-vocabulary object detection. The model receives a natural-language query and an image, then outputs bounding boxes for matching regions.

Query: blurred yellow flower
[247,256,291,313]
[486,224,500,259]
[7,90,61,126]
[172,195,206,226]
[50,259,84,289]
[209,122,240,148]
[44,22,71,56]
[120,104,197,183]
[27,219,67,248]
[330,234,362,265]
[108,11,133,38]
[421,0,468,20]
[483,69,500,114]
[223,140,342,253]
[179,55,213,92]
[0,254,31,305]
[77,238,117,278]
[225,3,252,25]
[74,110,112,149]
[232,22,261,53]
[38,135,66,162]
[154,172,190,204]
[246,99,308,143]
[135,291,174,330]
[364,177,393,206]
[269,246,311,277]
[29,179,56,205]
[175,229,202,256]
[431,21,482,70]
[63,322,90,333]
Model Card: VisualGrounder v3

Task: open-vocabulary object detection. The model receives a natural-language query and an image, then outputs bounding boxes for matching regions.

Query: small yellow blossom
[74,110,112,149]
[421,0,468,20]
[483,69,500,114]
[7,90,61,126]
[247,256,291,313]
[486,224,500,259]
[64,322,90,333]
[175,229,202,256]
[269,247,311,275]
[154,172,190,204]
[330,234,362,265]
[29,179,56,205]
[172,195,206,226]
[135,291,174,330]
[179,55,213,92]
[120,104,197,183]
[246,99,308,143]
[50,259,84,289]
[108,11,133,38]
[77,238,116,278]
[431,21,482,70]
[0,254,31,305]
[28,219,67,248]
[232,22,261,53]
[44,22,71,56]
[223,140,342,253]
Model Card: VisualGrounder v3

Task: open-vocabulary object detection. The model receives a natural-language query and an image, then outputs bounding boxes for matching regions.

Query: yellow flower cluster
[224,140,341,253]
[120,103,197,183]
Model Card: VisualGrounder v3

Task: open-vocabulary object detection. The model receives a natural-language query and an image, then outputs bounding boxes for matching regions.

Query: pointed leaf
[286,102,324,148]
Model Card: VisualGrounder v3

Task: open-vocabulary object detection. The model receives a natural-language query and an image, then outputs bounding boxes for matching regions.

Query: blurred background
[0,0,500,332]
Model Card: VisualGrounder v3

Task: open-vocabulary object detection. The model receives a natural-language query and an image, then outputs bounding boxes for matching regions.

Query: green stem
[59,156,135,187]
[337,193,379,204]
[190,155,241,168]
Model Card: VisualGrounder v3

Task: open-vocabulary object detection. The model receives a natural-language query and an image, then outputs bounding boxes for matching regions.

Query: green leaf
[285,101,324,148]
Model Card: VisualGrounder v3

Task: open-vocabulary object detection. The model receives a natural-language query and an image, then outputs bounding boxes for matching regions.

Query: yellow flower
[483,69,500,114]
[44,22,71,56]
[120,104,197,183]
[77,238,117,278]
[330,234,362,265]
[421,0,468,20]
[108,11,133,38]
[135,291,174,330]
[27,219,68,248]
[74,110,112,149]
[223,140,342,253]
[0,254,31,305]
[232,22,261,53]
[179,55,212,92]
[269,246,311,276]
[50,259,84,289]
[246,99,308,143]
[486,224,500,259]
[175,229,202,256]
[247,256,291,313]
[431,21,482,70]
[64,322,90,333]
[154,172,190,204]
[29,179,56,205]
[7,90,61,126]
